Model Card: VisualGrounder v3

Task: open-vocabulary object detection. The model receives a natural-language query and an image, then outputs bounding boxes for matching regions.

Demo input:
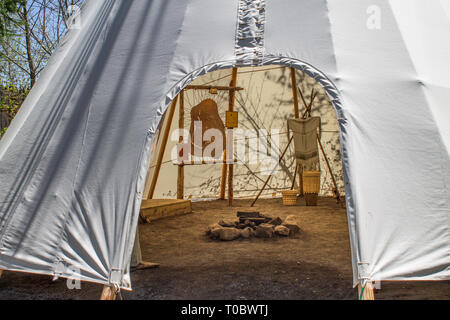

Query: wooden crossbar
[185,85,244,91]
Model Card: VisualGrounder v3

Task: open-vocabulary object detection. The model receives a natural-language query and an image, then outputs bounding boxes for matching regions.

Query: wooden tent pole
[290,68,303,195]
[177,91,185,200]
[100,285,118,300]
[227,68,238,207]
[251,136,294,207]
[302,89,317,119]
[148,95,179,199]
[316,133,341,201]
[358,283,375,300]
[219,152,228,200]
[290,68,300,119]
[297,86,309,112]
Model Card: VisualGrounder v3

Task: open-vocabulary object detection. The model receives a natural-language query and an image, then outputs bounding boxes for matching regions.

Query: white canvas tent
[0,0,449,293]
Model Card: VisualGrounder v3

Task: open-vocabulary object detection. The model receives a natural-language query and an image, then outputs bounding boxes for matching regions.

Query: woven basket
[281,190,298,206]
[303,171,321,194]
[303,171,320,206]
[304,193,319,206]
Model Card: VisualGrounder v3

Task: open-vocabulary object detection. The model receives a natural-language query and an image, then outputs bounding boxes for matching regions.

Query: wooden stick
[219,151,227,200]
[291,164,298,190]
[100,285,117,300]
[148,95,179,199]
[297,86,309,111]
[0,269,3,280]
[316,133,341,201]
[177,91,185,200]
[228,68,238,207]
[290,68,300,119]
[251,136,294,207]
[358,282,375,300]
[302,89,317,119]
[185,85,244,91]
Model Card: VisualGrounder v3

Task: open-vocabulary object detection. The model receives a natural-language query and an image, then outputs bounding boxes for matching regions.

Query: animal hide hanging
[189,99,226,161]
[288,117,321,171]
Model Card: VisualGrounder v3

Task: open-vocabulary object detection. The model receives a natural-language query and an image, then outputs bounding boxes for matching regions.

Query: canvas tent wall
[0,0,448,291]
[145,66,345,200]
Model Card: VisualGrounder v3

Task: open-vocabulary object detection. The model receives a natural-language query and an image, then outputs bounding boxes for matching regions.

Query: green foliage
[0,83,28,137]
[0,0,24,39]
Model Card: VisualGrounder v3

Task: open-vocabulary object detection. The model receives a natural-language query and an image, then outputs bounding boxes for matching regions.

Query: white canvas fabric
[0,0,449,290]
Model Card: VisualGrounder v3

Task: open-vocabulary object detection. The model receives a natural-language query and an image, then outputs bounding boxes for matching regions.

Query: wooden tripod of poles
[251,69,341,206]
[298,82,341,202]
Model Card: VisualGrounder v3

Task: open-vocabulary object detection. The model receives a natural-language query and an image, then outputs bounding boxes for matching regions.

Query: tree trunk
[22,5,36,88]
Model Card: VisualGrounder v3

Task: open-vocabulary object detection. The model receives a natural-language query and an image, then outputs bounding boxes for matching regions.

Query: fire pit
[206,211,301,241]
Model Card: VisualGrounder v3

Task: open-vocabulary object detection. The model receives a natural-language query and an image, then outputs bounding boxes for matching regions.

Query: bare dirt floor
[0,197,448,300]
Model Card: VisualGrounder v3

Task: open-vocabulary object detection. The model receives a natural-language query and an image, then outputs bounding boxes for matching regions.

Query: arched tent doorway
[142,58,351,204]
[136,60,360,299]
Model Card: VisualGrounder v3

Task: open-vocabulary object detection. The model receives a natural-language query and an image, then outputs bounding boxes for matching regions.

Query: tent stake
[100,285,118,300]
[251,136,294,207]
[148,95,179,199]
[358,282,375,300]
[177,91,185,200]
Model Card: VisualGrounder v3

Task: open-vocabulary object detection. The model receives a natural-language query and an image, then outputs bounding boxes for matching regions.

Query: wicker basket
[304,193,319,206]
[281,190,298,206]
[303,171,320,206]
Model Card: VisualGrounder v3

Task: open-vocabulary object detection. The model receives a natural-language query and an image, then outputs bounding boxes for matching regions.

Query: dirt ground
[0,197,448,300]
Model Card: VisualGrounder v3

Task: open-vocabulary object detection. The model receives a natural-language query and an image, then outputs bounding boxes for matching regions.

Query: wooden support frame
[227,68,239,207]
[218,69,242,201]
[148,95,179,199]
[177,91,185,200]
[185,85,244,91]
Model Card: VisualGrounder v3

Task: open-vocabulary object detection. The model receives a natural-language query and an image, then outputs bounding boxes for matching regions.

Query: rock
[282,215,301,235]
[274,225,290,236]
[255,223,274,238]
[206,223,221,234]
[237,211,261,218]
[282,223,300,235]
[239,217,271,225]
[284,215,299,225]
[241,220,256,228]
[240,227,254,239]
[219,227,241,241]
[269,217,283,226]
[218,220,238,228]
[209,227,224,239]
